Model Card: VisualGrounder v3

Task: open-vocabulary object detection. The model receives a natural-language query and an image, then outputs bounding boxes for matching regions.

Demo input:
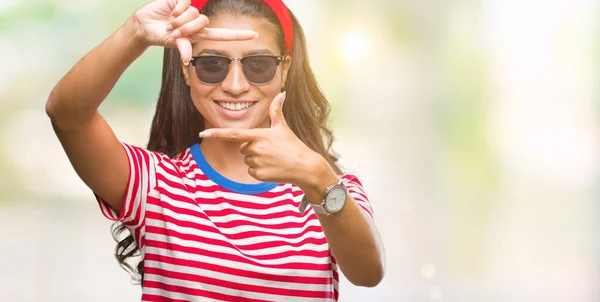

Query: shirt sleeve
[94,142,162,229]
[341,173,374,220]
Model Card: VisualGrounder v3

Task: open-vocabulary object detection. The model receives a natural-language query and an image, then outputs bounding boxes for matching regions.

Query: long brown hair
[112,0,342,283]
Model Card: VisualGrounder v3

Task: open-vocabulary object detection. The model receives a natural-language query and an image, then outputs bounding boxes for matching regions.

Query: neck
[199,138,260,184]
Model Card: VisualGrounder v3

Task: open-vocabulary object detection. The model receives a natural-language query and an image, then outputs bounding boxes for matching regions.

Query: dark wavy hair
[112,0,342,283]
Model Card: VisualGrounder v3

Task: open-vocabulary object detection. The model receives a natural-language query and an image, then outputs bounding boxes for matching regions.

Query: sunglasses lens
[243,56,279,84]
[194,56,230,84]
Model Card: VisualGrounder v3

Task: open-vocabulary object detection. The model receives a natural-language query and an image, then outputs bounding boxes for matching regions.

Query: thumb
[177,38,192,65]
[269,92,287,127]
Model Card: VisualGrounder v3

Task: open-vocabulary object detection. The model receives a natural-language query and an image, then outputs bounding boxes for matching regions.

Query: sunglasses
[189,55,285,85]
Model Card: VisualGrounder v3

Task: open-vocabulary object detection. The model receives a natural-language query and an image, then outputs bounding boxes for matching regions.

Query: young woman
[46,0,385,300]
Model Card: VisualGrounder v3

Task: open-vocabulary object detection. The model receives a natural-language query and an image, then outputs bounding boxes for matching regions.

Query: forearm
[298,157,386,287]
[46,17,147,129]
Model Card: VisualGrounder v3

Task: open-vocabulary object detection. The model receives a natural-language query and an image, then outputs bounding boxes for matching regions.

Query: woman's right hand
[130,0,258,64]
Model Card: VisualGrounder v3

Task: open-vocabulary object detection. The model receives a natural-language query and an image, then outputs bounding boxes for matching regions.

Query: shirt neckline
[190,143,279,194]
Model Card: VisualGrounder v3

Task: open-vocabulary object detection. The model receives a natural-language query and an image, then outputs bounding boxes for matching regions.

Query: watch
[299,178,348,216]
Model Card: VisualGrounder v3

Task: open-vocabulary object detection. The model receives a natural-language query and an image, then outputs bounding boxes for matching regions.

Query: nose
[221,60,251,95]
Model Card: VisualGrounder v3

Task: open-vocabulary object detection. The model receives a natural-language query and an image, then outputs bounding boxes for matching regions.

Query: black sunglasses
[189,55,285,85]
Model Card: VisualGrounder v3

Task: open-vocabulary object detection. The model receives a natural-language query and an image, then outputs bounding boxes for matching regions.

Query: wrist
[297,153,339,205]
[121,16,148,52]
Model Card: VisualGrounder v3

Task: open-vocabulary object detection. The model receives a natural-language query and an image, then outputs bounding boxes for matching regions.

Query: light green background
[0,0,598,301]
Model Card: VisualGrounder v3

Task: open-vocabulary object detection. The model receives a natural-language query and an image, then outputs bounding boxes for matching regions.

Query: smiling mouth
[216,101,257,111]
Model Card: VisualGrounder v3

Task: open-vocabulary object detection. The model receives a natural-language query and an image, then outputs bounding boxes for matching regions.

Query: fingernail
[254,32,260,38]
[171,29,181,39]
[166,24,173,32]
[282,91,287,106]
[199,131,211,138]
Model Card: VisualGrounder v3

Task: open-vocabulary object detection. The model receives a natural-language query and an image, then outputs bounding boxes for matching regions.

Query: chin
[210,119,265,130]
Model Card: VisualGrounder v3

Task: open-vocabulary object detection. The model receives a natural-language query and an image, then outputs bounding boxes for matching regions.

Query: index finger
[199,128,263,141]
[191,28,259,41]
[176,38,192,65]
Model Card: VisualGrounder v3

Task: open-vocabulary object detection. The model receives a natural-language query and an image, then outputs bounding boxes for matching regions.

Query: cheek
[189,83,216,111]
[259,84,282,102]
[262,72,286,96]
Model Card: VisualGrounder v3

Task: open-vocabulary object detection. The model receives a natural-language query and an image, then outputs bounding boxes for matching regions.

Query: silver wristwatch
[299,178,348,216]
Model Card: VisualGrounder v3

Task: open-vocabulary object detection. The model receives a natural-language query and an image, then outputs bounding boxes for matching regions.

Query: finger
[247,167,266,181]
[190,28,259,41]
[172,14,209,39]
[176,38,192,65]
[248,167,258,180]
[240,142,251,156]
[269,92,287,127]
[168,7,203,33]
[199,128,262,141]
[166,0,177,11]
[171,0,191,18]
[243,155,256,167]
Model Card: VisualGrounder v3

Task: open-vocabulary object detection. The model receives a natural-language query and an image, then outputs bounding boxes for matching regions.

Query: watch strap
[299,194,330,215]
[298,178,348,215]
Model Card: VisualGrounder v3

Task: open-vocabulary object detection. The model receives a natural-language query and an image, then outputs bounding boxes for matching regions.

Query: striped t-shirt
[96,143,374,301]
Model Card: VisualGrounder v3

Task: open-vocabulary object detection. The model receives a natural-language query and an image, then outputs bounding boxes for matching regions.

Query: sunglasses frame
[189,54,285,86]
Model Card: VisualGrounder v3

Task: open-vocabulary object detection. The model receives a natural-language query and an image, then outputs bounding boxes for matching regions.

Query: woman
[46,0,385,300]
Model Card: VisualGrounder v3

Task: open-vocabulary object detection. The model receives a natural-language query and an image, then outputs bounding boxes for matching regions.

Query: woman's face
[182,14,291,131]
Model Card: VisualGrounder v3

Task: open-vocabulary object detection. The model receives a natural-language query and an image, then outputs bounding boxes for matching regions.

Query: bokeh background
[1,0,598,301]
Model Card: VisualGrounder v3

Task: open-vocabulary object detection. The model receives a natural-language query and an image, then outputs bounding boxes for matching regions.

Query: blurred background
[1,0,598,301]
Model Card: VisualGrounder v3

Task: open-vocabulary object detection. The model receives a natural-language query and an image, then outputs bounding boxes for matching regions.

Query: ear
[280,55,292,91]
[181,60,191,86]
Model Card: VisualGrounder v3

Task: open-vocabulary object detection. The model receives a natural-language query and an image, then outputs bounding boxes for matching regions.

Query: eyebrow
[244,49,275,56]
[195,49,276,56]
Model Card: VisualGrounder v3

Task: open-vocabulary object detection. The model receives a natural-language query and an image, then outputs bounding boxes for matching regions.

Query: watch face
[326,185,347,213]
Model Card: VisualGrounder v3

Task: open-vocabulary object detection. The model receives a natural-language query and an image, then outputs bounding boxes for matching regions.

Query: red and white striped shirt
[96,143,374,301]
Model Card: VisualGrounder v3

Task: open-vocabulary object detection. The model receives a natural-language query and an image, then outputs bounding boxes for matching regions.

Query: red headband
[191,0,294,54]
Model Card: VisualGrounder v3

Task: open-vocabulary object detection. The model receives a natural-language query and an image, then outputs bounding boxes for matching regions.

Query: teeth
[218,102,253,111]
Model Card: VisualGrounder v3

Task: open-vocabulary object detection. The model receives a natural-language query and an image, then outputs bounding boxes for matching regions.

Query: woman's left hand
[199,92,330,187]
